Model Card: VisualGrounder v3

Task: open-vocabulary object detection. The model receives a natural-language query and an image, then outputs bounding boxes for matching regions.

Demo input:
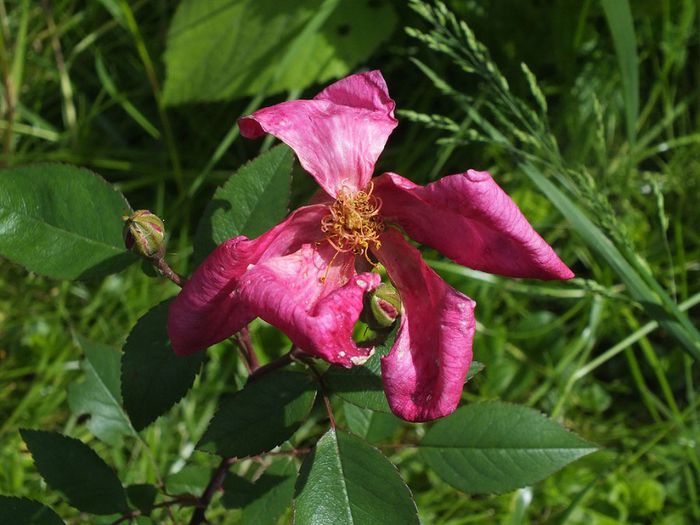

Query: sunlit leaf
[295,429,418,524]
[420,402,598,494]
[163,0,397,104]
[0,163,135,280]
[68,337,134,445]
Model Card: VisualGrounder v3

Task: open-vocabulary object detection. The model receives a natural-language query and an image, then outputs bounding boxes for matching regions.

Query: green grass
[1,0,699,523]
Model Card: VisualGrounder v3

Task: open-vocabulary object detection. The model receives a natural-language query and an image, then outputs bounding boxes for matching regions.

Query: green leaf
[121,300,204,431]
[419,402,598,494]
[466,360,485,382]
[295,429,419,525]
[343,403,400,444]
[198,370,316,457]
[126,484,158,514]
[193,144,294,265]
[163,0,397,104]
[325,352,390,413]
[67,337,134,445]
[0,496,64,525]
[0,163,136,280]
[601,0,638,145]
[324,323,398,413]
[165,466,211,497]
[20,429,128,515]
[222,457,296,524]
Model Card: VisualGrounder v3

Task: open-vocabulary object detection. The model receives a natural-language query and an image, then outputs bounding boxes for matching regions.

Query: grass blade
[521,162,700,361]
[601,0,639,145]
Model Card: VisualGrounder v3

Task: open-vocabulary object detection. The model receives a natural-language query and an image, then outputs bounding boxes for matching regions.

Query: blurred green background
[1,0,699,523]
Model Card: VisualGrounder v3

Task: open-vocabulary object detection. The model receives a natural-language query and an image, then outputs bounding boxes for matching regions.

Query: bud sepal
[122,210,166,259]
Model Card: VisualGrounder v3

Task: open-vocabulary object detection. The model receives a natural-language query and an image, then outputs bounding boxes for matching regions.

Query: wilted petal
[375,171,574,280]
[239,71,397,197]
[240,243,380,367]
[168,205,326,356]
[376,229,476,422]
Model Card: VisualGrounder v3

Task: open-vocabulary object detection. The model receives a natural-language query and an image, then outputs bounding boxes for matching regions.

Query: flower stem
[187,456,236,525]
[152,256,185,287]
[234,327,259,373]
[108,496,197,525]
[248,345,302,382]
[299,356,336,429]
[184,347,302,524]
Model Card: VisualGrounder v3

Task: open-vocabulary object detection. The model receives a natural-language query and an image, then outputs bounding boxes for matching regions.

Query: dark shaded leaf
[0,496,64,525]
[324,323,398,413]
[122,300,204,431]
[20,430,128,515]
[222,458,296,524]
[198,370,316,458]
[126,484,158,514]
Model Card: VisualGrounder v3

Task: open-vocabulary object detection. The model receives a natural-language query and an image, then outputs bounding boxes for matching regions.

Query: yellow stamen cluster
[321,182,384,264]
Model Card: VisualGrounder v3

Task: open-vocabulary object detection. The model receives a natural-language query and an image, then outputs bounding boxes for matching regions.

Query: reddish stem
[187,456,236,525]
[234,327,259,372]
[153,256,185,287]
[300,356,336,429]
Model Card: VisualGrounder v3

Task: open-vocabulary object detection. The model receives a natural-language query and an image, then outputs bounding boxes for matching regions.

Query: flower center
[321,182,384,263]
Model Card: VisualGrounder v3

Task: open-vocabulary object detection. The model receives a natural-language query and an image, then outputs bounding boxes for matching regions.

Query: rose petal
[374,171,574,280]
[314,70,396,116]
[240,243,380,367]
[239,71,397,197]
[376,229,476,422]
[167,205,326,355]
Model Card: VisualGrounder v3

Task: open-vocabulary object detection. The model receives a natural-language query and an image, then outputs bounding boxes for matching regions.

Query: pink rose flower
[168,71,573,422]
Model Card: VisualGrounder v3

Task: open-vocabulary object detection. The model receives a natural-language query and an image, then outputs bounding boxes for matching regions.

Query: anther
[320,182,384,276]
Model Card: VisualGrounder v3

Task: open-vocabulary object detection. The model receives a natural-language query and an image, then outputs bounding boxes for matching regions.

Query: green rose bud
[122,210,166,259]
[367,282,402,329]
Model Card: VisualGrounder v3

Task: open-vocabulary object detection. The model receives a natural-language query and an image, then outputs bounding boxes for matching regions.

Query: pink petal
[239,243,380,367]
[374,171,574,280]
[167,205,326,356]
[314,70,396,116]
[239,71,397,197]
[376,229,476,422]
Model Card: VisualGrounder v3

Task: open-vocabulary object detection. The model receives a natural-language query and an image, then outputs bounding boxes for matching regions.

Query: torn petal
[376,229,476,422]
[374,171,574,280]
